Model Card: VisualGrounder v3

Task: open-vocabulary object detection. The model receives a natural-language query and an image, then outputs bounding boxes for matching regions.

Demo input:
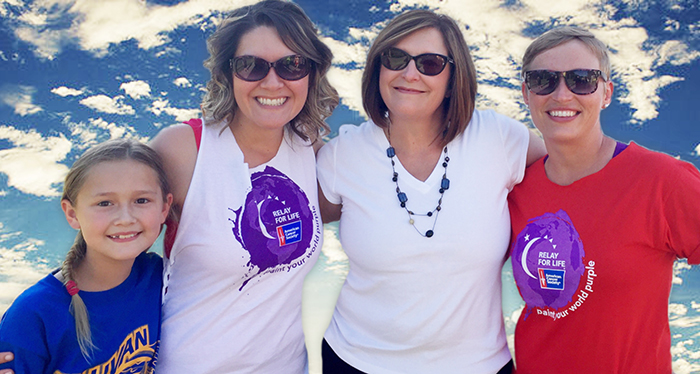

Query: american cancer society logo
[538,268,565,290]
[277,220,302,246]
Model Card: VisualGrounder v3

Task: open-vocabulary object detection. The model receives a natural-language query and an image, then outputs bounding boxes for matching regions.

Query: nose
[401,60,421,81]
[114,205,137,225]
[551,75,574,101]
[259,67,285,89]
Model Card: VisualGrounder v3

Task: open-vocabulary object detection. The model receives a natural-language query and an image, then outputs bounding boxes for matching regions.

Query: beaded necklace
[386,138,450,238]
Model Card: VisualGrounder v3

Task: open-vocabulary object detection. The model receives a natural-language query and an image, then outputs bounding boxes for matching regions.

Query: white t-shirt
[159,119,322,374]
[316,110,529,374]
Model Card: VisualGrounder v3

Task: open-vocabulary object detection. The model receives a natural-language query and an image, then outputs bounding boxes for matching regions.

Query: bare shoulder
[150,124,198,208]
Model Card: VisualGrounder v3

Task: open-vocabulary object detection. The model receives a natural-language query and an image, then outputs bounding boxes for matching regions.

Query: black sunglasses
[523,69,607,96]
[380,47,454,76]
[230,55,312,82]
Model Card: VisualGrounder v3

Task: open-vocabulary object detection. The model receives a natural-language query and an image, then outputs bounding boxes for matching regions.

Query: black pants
[322,339,514,374]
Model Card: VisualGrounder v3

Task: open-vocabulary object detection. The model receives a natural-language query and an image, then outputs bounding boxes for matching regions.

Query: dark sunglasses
[230,55,312,82]
[523,69,607,96]
[380,47,454,76]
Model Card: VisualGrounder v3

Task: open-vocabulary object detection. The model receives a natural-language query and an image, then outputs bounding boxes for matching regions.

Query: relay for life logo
[230,166,317,290]
[511,210,593,320]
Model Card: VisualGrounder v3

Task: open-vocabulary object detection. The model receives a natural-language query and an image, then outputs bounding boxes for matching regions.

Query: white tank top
[158,119,322,373]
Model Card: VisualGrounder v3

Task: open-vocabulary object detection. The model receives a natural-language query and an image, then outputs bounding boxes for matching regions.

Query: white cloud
[672,339,700,374]
[149,98,200,122]
[6,0,258,58]
[0,84,43,116]
[0,234,49,313]
[674,259,692,284]
[670,303,689,316]
[656,40,700,66]
[323,35,370,66]
[670,315,700,328]
[65,117,147,149]
[0,125,71,197]
[352,0,698,124]
[173,77,192,88]
[674,358,700,374]
[51,86,84,97]
[322,33,372,116]
[692,301,700,311]
[327,67,365,116]
[120,80,151,99]
[79,94,135,115]
[3,0,698,127]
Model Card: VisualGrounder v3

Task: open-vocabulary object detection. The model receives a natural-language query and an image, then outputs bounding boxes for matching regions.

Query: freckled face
[379,27,451,124]
[522,39,613,144]
[232,26,310,134]
[61,160,171,268]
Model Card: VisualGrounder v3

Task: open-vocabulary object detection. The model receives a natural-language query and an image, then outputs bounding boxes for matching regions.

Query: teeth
[110,233,137,239]
[549,110,577,117]
[257,97,286,106]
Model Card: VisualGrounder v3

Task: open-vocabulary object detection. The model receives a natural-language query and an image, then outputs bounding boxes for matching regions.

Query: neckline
[373,123,446,192]
[540,141,634,188]
[222,122,287,171]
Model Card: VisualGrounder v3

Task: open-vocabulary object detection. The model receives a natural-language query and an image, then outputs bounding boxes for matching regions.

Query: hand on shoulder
[0,351,14,374]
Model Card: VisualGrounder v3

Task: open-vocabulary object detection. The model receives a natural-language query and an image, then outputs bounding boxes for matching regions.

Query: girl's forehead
[79,160,161,193]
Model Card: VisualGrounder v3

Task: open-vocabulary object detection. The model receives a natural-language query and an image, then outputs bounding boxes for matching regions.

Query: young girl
[0,139,172,373]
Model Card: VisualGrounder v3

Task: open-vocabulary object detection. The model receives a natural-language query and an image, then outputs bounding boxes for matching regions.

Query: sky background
[0,0,699,372]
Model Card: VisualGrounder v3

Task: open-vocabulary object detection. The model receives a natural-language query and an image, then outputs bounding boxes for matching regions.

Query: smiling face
[62,160,171,269]
[231,26,309,135]
[379,27,451,125]
[522,39,613,145]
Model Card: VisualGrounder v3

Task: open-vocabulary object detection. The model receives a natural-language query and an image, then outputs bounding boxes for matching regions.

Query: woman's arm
[526,129,547,167]
[318,183,341,223]
[150,124,198,210]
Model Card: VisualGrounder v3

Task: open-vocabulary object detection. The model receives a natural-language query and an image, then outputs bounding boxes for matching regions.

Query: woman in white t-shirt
[316,10,545,374]
[150,1,338,373]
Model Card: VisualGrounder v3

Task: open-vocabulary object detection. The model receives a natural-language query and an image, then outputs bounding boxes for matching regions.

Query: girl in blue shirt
[0,139,172,373]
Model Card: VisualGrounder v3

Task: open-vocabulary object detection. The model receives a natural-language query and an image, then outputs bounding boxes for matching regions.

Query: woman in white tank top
[150,1,338,372]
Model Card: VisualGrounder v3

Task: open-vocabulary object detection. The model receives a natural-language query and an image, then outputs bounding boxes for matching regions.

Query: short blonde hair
[522,26,611,81]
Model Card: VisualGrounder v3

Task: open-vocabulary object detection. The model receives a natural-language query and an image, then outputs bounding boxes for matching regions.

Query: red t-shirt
[508,142,700,373]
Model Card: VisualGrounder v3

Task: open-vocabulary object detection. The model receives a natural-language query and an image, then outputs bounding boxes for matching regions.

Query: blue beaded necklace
[386,143,450,238]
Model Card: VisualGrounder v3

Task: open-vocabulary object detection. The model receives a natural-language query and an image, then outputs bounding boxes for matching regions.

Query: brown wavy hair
[201,0,338,143]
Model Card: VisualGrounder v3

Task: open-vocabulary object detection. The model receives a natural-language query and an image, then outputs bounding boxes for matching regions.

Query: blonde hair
[521,26,611,81]
[201,0,338,143]
[362,10,477,146]
[60,138,170,360]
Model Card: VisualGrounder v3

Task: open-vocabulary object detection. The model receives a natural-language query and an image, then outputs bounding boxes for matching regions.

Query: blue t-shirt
[0,251,163,373]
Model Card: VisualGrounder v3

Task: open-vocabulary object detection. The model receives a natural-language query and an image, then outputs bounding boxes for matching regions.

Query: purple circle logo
[230,166,314,290]
[511,210,585,319]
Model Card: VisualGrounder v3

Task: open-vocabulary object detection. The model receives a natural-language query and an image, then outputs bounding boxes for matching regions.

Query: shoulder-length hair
[362,9,477,146]
[201,0,338,143]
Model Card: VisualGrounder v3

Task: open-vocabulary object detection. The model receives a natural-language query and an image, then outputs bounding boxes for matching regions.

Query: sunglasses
[523,69,607,95]
[380,47,454,76]
[230,55,312,82]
